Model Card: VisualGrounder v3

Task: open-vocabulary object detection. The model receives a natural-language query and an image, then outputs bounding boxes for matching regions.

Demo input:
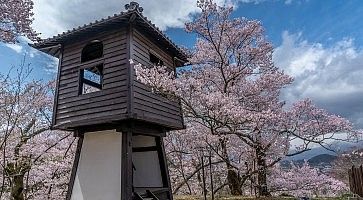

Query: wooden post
[209,150,214,200]
[349,165,363,197]
[201,154,207,200]
[158,137,174,200]
[359,166,363,197]
[121,128,133,200]
[66,133,84,200]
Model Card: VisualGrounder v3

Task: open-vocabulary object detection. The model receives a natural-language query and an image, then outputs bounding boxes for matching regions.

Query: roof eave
[30,10,188,60]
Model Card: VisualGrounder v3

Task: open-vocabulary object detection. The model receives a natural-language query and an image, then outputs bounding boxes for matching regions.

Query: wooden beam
[129,13,137,23]
[126,23,135,119]
[66,134,84,200]
[157,137,174,200]
[51,45,63,129]
[132,146,158,152]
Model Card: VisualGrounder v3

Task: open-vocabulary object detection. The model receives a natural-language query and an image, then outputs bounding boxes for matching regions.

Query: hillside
[281,154,337,170]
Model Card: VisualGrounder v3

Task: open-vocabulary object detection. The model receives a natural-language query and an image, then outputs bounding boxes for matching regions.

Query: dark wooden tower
[31,2,186,200]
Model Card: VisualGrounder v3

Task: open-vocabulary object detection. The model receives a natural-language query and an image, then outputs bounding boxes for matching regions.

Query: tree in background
[331,148,363,185]
[134,0,359,196]
[0,0,38,43]
[0,62,75,200]
[165,121,235,196]
[269,162,348,197]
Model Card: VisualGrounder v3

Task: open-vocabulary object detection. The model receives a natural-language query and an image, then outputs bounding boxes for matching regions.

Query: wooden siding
[54,29,129,129]
[131,29,184,129]
[53,27,184,130]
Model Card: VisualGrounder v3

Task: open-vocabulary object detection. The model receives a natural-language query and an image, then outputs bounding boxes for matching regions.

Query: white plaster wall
[132,135,156,147]
[71,130,122,200]
[133,151,163,187]
[132,135,163,188]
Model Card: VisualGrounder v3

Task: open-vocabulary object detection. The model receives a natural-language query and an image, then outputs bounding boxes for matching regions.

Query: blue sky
[166,0,363,48]
[235,0,363,46]
[1,0,363,128]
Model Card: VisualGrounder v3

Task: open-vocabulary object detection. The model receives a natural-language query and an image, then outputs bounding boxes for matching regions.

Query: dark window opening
[81,40,103,63]
[149,52,164,66]
[80,65,103,94]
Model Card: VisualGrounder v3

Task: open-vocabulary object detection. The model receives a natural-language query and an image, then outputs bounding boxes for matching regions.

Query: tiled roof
[31,6,187,61]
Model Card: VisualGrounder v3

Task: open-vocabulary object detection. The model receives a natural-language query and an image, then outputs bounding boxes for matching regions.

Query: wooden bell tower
[32,2,186,200]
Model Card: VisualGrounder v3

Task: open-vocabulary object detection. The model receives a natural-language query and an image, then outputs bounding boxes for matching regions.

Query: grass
[174,197,292,200]
[173,196,351,200]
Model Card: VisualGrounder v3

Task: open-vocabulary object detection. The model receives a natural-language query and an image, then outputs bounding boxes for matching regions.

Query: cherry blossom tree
[331,148,363,185]
[134,0,359,196]
[165,121,234,196]
[0,62,74,200]
[269,162,348,197]
[0,0,38,42]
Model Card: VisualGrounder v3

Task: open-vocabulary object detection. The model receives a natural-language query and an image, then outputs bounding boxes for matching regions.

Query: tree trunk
[11,174,25,200]
[255,145,271,197]
[9,140,29,200]
[227,168,243,195]
[220,138,243,195]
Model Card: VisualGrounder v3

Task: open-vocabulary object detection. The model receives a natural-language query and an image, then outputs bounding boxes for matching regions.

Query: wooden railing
[349,165,363,197]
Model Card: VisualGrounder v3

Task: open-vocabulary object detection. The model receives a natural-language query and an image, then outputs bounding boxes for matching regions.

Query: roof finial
[125,2,143,13]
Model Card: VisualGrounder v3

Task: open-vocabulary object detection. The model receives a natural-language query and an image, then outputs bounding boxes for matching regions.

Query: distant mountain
[308,154,337,165]
[281,154,337,169]
[280,141,363,169]
[284,147,337,161]
[308,154,337,166]
[285,140,363,161]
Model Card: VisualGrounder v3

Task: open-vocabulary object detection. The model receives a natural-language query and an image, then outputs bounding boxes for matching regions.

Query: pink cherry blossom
[135,0,361,196]
[0,0,38,42]
[0,65,74,199]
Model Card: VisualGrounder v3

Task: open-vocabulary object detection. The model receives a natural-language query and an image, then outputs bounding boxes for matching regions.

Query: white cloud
[1,37,41,56]
[4,43,23,53]
[32,0,263,38]
[283,0,308,5]
[274,31,363,128]
[44,57,59,73]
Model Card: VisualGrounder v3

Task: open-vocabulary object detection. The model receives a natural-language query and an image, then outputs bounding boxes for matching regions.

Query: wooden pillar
[120,127,133,200]
[157,137,174,200]
[66,133,84,200]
